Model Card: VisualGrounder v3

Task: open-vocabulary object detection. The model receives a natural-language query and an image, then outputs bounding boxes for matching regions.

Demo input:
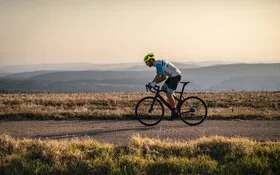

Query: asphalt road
[0,120,279,144]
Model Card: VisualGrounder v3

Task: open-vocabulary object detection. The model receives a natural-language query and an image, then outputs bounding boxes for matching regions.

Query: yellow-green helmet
[144,53,155,63]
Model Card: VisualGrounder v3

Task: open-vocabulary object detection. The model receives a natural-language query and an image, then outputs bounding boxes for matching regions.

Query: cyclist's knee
[166,92,173,98]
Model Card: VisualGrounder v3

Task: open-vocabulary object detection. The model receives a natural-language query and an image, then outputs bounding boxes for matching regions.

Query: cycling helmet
[144,53,155,63]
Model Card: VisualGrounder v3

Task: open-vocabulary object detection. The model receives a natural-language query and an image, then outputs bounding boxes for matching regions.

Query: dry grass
[0,134,279,174]
[0,91,279,120]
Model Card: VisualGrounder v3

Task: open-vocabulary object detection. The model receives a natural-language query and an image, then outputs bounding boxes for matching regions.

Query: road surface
[0,120,279,144]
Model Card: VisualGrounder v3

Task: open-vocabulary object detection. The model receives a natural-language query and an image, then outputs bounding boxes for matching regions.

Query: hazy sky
[0,0,280,66]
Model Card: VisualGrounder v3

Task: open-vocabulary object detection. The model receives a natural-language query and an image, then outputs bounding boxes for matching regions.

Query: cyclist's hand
[149,82,156,88]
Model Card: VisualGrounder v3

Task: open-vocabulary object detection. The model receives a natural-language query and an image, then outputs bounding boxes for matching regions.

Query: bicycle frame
[137,81,207,126]
[147,81,190,111]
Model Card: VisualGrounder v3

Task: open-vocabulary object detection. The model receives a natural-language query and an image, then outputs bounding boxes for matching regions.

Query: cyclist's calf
[161,86,167,93]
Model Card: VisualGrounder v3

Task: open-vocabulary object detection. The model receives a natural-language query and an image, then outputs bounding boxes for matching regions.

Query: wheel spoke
[179,96,207,126]
[135,97,164,126]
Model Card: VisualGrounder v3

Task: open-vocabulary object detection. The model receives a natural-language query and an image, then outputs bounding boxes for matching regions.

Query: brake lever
[145,84,159,93]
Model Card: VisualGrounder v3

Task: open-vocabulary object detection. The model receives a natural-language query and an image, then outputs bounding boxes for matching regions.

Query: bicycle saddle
[180,81,190,85]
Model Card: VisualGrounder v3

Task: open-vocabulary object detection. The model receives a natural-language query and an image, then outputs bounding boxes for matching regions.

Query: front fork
[148,90,161,114]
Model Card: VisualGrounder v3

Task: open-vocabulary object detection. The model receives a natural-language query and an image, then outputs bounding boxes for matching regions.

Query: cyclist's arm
[152,62,167,83]
[152,74,166,83]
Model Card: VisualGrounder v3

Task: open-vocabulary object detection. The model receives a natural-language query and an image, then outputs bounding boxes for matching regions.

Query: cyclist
[144,53,182,120]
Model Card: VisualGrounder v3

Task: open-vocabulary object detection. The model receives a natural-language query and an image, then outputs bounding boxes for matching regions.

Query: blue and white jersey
[154,60,181,77]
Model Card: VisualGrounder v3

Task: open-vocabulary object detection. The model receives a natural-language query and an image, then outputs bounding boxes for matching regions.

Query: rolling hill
[0,62,199,73]
[211,76,280,90]
[0,63,279,92]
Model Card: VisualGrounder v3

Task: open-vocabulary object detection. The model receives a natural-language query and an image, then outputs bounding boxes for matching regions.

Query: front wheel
[135,97,164,126]
[178,96,207,126]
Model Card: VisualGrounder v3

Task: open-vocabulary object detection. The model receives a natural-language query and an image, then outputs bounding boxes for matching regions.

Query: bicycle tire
[135,96,164,126]
[178,96,207,126]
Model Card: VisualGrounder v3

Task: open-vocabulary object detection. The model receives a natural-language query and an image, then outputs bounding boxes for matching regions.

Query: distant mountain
[181,63,280,88]
[211,76,280,91]
[0,62,199,73]
[0,62,143,73]
[0,73,7,77]
[29,70,155,81]
[0,79,148,93]
[0,63,279,92]
[0,79,200,93]
[3,70,55,79]
[0,63,94,73]
[184,61,238,67]
[109,62,199,71]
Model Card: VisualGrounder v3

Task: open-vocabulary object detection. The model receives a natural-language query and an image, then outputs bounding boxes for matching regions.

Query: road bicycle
[135,81,207,126]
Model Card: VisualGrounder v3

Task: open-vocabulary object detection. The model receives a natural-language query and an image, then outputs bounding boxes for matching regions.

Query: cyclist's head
[144,53,155,63]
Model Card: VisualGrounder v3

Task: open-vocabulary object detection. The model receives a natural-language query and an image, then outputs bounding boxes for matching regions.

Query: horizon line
[1,60,280,67]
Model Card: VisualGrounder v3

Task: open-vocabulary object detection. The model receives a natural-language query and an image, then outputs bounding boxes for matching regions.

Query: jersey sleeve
[156,63,165,75]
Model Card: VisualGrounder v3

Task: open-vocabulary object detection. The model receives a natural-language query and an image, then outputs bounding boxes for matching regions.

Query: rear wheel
[135,97,164,126]
[178,96,207,126]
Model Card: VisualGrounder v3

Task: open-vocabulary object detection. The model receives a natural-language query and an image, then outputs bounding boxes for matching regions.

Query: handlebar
[145,81,190,101]
[145,84,160,93]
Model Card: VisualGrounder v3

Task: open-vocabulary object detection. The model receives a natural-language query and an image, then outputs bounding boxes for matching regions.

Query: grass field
[1,91,279,174]
[0,91,279,120]
[0,134,279,174]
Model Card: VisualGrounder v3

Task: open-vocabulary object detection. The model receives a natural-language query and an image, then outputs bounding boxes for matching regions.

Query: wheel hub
[190,107,196,113]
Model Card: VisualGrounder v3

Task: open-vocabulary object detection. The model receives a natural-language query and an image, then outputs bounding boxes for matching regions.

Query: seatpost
[179,83,187,100]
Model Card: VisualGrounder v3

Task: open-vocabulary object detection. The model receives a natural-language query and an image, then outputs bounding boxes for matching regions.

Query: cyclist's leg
[163,81,177,120]
[161,85,167,92]
[163,78,177,113]
[162,77,170,92]
[166,90,177,120]
[166,75,181,113]
[166,92,175,108]
[168,75,181,93]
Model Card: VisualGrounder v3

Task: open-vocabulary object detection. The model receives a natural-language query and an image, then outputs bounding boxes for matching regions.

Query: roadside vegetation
[0,134,279,174]
[0,91,279,120]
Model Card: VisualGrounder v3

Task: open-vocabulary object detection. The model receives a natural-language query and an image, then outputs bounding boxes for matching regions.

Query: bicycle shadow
[32,126,155,140]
